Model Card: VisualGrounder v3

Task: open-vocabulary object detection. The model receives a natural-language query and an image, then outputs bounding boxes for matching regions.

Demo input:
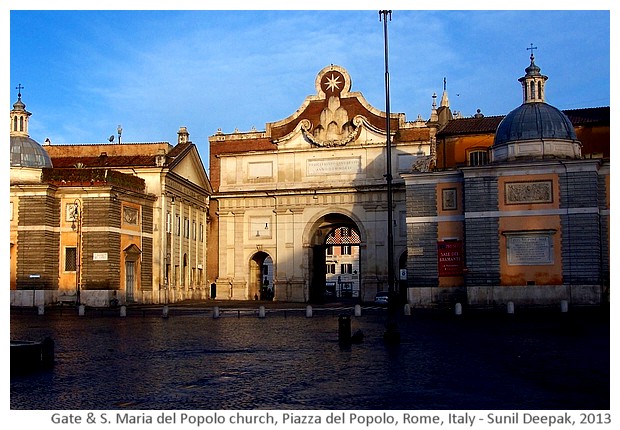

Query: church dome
[494,102,577,147]
[491,51,581,162]
[10,135,53,168]
[9,88,53,169]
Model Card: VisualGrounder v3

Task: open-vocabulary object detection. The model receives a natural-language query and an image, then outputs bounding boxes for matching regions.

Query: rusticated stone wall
[17,194,60,290]
[81,197,121,290]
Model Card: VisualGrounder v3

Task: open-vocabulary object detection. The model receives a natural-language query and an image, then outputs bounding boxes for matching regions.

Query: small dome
[494,102,577,147]
[13,98,26,111]
[10,135,53,168]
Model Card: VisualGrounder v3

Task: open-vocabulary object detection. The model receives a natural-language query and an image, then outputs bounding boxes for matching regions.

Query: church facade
[10,92,213,307]
[403,53,609,307]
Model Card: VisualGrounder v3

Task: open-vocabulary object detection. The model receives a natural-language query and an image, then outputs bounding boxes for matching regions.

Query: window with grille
[65,247,77,271]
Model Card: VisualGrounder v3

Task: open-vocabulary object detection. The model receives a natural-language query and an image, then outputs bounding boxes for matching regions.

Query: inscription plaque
[506,233,554,265]
[505,180,553,204]
[307,157,361,176]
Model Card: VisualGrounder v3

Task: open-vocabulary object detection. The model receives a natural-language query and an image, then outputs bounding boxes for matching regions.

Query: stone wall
[463,176,500,286]
[16,194,59,290]
[82,198,121,291]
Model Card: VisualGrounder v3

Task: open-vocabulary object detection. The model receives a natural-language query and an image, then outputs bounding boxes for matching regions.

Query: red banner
[438,240,463,276]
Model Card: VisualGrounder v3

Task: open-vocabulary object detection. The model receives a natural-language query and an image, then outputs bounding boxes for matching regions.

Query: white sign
[93,252,108,261]
[507,235,552,265]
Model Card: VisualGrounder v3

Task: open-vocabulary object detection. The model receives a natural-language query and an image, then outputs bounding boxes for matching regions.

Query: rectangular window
[199,223,204,242]
[341,263,353,274]
[175,215,181,236]
[326,246,334,256]
[65,247,77,271]
[184,217,190,238]
[326,264,336,274]
[192,220,196,240]
[166,213,172,233]
[341,245,351,255]
[468,150,488,166]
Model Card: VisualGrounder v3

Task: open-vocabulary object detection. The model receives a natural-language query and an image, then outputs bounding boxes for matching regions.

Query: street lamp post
[380,10,400,344]
[71,199,82,306]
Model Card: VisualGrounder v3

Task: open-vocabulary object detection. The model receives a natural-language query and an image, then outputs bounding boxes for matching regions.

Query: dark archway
[307,213,363,303]
[250,251,274,300]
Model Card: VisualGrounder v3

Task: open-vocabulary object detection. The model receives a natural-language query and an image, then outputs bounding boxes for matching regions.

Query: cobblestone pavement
[10,303,610,410]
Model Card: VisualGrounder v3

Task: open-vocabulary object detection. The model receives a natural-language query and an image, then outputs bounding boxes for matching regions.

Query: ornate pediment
[267,65,395,147]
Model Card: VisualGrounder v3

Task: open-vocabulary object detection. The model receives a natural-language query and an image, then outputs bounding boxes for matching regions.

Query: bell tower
[518,44,548,104]
[10,84,31,137]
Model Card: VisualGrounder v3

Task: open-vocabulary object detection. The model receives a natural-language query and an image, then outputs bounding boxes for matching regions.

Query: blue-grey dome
[494,102,577,147]
[10,135,53,168]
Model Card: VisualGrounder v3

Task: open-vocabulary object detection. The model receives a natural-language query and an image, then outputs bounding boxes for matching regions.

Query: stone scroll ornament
[411,155,436,172]
[411,139,437,173]
[301,116,364,147]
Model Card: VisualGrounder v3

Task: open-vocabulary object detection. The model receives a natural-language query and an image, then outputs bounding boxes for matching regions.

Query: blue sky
[5,3,613,165]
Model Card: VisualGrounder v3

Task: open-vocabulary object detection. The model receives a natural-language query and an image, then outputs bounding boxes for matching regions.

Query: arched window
[538,81,543,100]
[530,81,536,100]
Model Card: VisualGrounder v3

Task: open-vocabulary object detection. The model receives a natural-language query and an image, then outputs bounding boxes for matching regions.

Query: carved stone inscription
[307,157,361,176]
[506,234,553,265]
[505,180,552,204]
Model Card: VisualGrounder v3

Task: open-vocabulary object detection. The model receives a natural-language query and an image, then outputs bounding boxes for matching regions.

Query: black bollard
[41,337,55,369]
[351,329,364,344]
[338,314,351,345]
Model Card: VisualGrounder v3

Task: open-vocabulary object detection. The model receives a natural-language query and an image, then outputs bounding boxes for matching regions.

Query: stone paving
[10,303,610,410]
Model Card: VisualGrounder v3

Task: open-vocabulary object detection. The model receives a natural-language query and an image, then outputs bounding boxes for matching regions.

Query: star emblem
[324,73,342,92]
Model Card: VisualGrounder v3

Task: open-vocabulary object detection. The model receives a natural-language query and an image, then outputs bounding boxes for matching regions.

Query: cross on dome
[526,43,538,60]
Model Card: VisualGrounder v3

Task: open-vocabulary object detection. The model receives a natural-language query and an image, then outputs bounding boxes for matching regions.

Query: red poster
[438,240,463,276]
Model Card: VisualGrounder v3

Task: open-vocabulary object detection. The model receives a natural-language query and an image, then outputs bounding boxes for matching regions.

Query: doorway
[250,252,273,300]
[125,261,135,302]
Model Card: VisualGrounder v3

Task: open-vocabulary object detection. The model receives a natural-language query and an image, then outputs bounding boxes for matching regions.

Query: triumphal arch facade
[209,65,437,302]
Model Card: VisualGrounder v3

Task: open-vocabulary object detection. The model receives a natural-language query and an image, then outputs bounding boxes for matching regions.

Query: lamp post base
[383,321,401,344]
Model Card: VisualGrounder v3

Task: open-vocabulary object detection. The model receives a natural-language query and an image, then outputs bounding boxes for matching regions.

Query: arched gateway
[210,65,433,302]
[305,213,363,303]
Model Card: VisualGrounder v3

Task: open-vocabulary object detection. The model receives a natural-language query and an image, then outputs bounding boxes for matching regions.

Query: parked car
[374,291,389,305]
